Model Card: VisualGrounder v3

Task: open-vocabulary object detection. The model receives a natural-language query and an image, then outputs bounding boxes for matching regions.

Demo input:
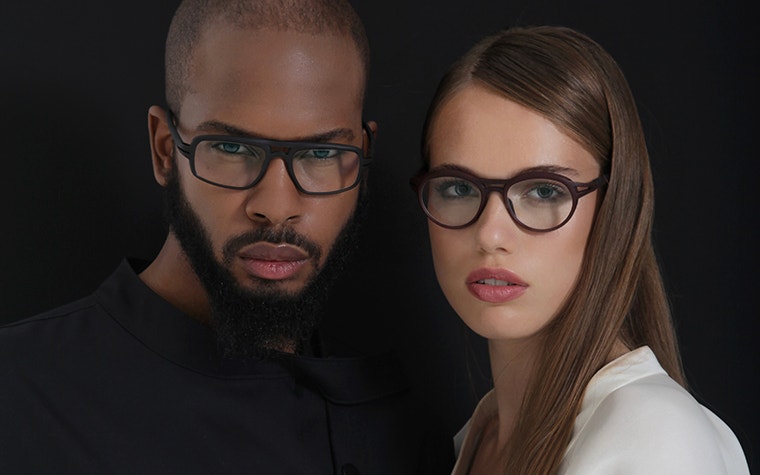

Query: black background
[1,1,757,470]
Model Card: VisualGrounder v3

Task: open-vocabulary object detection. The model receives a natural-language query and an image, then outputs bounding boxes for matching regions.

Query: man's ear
[363,120,377,158]
[148,105,175,187]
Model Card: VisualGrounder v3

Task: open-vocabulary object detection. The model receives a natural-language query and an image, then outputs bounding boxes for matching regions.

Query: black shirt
[0,259,442,474]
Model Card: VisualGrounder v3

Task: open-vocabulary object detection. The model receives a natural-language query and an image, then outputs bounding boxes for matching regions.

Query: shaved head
[164,0,369,113]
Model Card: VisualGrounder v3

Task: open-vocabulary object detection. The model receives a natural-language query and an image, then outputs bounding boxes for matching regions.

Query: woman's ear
[147,105,175,187]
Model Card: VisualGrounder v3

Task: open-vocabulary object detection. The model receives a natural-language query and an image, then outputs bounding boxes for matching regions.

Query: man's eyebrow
[195,120,356,143]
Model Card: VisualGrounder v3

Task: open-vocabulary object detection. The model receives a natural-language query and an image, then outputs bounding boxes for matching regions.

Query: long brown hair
[421,26,685,474]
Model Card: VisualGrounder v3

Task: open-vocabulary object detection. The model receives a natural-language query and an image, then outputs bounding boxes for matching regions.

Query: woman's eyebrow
[429,163,580,177]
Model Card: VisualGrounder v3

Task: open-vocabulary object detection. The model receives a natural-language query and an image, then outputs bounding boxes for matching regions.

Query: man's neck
[139,233,212,324]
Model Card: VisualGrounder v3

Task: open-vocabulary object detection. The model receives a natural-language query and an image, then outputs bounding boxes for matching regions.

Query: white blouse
[452,346,750,474]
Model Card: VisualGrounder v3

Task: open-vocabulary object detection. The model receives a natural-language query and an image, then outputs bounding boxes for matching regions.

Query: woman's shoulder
[561,347,749,474]
[593,371,737,445]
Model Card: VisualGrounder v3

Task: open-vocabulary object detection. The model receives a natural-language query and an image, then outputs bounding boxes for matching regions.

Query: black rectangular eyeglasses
[166,109,373,195]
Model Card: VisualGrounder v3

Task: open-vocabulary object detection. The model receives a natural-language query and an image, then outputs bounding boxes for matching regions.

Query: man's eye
[208,142,263,160]
[300,149,340,160]
[213,142,246,154]
[221,143,241,153]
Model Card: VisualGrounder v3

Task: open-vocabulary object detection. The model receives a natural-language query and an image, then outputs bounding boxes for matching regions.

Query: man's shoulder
[0,259,140,343]
[1,295,99,338]
[0,296,108,376]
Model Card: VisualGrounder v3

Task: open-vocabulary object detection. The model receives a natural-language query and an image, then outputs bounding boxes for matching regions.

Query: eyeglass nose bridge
[481,180,513,197]
[268,145,291,157]
[476,181,521,227]
[249,145,301,190]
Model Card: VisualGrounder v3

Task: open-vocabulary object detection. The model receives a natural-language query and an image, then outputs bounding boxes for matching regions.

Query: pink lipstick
[238,242,309,281]
[466,268,527,303]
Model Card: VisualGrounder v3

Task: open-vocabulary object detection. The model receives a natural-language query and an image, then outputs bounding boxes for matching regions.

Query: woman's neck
[486,338,540,450]
[485,336,630,450]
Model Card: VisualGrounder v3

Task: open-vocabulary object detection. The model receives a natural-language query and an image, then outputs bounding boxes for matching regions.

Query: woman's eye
[524,182,568,202]
[435,179,477,198]
[533,184,559,199]
[452,183,472,196]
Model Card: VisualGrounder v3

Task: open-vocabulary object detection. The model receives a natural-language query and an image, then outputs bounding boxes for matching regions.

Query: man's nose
[244,158,302,226]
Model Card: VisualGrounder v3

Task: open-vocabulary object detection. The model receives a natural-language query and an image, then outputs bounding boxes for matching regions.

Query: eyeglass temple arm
[575,175,608,197]
[362,121,375,163]
[165,108,194,157]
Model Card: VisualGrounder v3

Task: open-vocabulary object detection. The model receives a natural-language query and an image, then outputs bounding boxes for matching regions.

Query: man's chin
[232,274,316,299]
[208,280,323,361]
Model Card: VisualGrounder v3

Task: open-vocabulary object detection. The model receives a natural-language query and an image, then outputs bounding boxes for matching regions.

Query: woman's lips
[238,242,310,281]
[466,268,528,303]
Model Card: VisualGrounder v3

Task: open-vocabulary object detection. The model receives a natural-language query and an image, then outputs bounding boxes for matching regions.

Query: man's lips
[239,242,309,261]
[466,268,527,303]
[238,242,310,281]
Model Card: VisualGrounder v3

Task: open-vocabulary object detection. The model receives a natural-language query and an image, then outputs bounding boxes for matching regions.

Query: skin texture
[142,24,373,332]
[426,84,606,467]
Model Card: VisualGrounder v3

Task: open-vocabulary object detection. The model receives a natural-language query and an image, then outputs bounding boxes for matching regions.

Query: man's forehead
[194,23,363,69]
[189,26,363,95]
[179,26,365,139]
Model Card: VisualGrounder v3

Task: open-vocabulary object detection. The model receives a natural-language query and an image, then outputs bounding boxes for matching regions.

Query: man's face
[164,164,364,359]
[166,26,367,356]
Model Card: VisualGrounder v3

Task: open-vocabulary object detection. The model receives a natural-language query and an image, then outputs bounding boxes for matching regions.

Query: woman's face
[426,84,601,344]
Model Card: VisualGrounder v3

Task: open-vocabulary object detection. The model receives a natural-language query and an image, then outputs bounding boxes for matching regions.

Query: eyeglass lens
[193,139,361,193]
[420,175,575,230]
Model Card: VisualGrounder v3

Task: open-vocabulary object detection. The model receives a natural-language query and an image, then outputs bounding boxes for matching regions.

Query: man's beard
[163,166,364,361]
